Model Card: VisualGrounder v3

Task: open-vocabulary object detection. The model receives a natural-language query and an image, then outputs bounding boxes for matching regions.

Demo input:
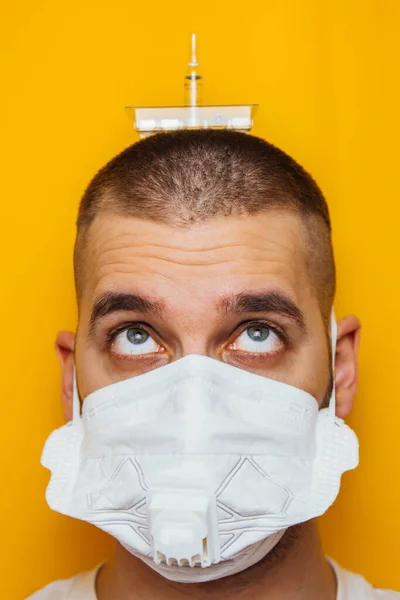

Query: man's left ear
[334,314,361,419]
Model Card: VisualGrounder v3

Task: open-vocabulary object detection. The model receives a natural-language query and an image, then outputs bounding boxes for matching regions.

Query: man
[29,130,398,599]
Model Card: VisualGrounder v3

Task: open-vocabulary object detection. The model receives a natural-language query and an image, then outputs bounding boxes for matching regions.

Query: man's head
[74,130,335,314]
[57,129,360,427]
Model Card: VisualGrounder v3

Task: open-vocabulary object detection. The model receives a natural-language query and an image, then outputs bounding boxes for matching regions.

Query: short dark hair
[74,130,335,317]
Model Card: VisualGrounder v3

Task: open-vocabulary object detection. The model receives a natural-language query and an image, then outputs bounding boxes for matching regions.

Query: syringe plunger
[184,33,203,107]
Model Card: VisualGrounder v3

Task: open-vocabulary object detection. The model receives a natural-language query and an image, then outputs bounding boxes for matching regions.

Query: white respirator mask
[41,312,358,583]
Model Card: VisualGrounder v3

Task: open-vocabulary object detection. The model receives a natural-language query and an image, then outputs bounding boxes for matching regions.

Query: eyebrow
[89,290,306,334]
[89,292,164,333]
[218,292,306,332]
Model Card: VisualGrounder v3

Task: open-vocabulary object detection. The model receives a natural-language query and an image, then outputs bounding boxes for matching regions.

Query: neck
[96,521,337,600]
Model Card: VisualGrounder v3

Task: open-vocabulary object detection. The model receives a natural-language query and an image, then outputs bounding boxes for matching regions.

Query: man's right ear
[55,331,75,422]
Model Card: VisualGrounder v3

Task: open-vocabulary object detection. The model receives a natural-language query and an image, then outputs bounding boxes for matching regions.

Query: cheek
[290,307,331,403]
[74,342,109,398]
[300,340,331,404]
[222,350,286,377]
[75,337,170,399]
[273,338,330,403]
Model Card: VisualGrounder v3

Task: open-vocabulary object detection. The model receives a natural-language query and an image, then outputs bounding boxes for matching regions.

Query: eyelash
[233,320,288,348]
[105,320,289,354]
[105,322,157,348]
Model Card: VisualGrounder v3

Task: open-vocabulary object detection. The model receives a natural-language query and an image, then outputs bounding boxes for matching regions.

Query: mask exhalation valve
[148,491,220,568]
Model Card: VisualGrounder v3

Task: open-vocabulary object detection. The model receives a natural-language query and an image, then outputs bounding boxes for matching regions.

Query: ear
[334,315,361,419]
[55,330,75,422]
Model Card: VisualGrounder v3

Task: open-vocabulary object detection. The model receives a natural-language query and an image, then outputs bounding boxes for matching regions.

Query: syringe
[126,32,258,137]
[184,33,203,107]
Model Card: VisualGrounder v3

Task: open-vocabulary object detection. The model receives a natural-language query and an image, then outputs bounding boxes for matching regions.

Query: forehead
[80,211,316,312]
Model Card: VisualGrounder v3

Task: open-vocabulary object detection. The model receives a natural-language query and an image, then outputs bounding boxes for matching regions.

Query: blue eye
[233,325,282,354]
[113,327,160,356]
[246,326,270,342]
[127,329,150,345]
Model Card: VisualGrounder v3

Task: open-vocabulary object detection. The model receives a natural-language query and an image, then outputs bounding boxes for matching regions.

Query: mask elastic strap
[72,366,81,423]
[328,309,338,421]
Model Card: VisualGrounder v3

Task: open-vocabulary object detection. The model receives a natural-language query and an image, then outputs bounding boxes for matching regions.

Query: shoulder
[25,577,76,600]
[25,566,101,600]
[328,558,400,599]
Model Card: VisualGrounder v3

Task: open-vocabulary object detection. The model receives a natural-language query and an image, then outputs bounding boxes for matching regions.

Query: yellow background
[1,1,399,597]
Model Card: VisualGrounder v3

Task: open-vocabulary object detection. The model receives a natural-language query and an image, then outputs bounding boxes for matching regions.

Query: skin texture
[56,210,361,600]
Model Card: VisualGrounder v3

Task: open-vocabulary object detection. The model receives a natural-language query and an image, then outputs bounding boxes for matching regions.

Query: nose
[178,340,213,360]
[173,330,219,361]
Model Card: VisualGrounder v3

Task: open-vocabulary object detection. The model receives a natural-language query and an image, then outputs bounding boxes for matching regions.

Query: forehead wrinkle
[86,214,306,270]
[87,247,307,304]
[90,244,301,277]
[93,240,293,263]
[95,236,273,254]
[81,213,313,311]
[90,260,303,294]
[87,218,303,261]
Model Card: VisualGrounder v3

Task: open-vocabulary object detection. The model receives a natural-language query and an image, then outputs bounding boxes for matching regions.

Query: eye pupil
[127,328,149,345]
[247,326,270,342]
